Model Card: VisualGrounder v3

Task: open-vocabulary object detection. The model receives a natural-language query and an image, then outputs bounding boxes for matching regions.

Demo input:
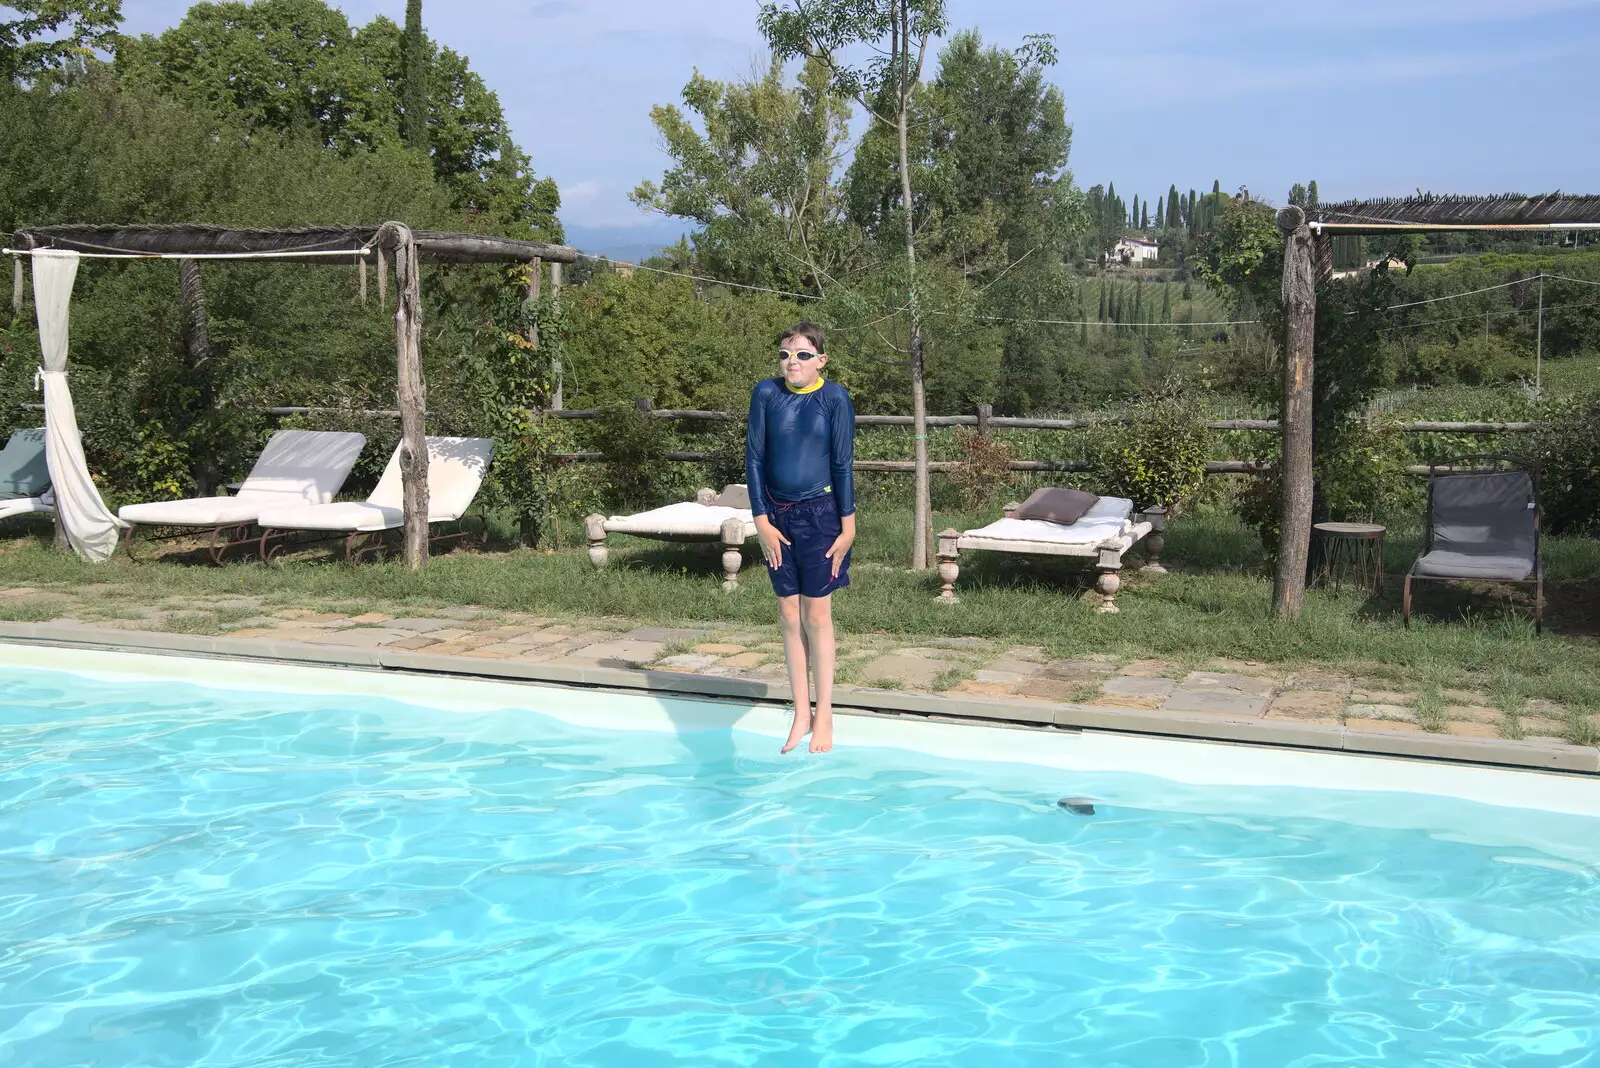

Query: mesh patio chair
[1403,455,1544,634]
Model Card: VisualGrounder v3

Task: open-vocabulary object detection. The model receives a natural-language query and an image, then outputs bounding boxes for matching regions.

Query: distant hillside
[562,221,690,263]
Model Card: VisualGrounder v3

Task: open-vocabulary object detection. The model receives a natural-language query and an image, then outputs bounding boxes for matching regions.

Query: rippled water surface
[2,668,1599,1067]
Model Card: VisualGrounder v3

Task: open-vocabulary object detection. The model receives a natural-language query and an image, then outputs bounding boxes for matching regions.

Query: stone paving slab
[860,654,948,689]
[625,627,714,643]
[312,628,418,649]
[1266,691,1344,718]
[1164,690,1268,716]
[1183,672,1277,696]
[1103,676,1175,698]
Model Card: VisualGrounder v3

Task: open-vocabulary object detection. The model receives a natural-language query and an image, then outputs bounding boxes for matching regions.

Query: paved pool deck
[1,614,1594,775]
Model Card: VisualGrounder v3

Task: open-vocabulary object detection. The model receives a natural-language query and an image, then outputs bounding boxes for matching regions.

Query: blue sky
[122,0,1600,251]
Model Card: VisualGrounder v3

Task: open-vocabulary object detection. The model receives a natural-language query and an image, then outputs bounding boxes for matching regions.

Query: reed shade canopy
[1271,191,1600,620]
[7,222,580,570]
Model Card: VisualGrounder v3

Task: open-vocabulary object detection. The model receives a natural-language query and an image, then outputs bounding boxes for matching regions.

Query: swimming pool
[1,644,1597,1067]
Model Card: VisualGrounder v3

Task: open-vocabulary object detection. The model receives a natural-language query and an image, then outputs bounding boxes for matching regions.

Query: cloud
[563,180,601,206]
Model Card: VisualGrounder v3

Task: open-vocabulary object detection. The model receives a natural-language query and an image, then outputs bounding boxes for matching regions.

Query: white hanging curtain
[32,250,126,562]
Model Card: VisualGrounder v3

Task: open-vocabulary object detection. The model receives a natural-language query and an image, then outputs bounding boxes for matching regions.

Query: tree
[399,0,428,148]
[117,0,559,238]
[1288,182,1307,207]
[632,58,857,294]
[850,29,1078,279]
[1307,180,1319,209]
[1166,185,1179,230]
[1131,193,1138,229]
[0,0,122,82]
[760,0,951,569]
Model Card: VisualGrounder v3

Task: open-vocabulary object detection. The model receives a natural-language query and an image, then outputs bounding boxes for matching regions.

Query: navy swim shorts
[765,493,851,599]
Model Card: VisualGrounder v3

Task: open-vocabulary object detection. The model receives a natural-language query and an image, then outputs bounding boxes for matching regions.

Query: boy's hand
[755,515,790,569]
[826,514,856,579]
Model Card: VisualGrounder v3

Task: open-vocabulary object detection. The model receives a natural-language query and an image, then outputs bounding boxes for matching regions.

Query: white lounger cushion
[119,429,367,526]
[963,495,1137,547]
[257,436,494,533]
[603,501,757,539]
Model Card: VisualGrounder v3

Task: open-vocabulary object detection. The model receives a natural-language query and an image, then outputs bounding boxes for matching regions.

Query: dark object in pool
[1057,797,1097,816]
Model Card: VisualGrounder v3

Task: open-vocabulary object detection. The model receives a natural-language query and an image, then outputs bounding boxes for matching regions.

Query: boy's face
[778,334,827,390]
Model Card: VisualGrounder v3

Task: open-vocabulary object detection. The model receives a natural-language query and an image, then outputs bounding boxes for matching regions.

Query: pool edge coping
[0,621,1594,776]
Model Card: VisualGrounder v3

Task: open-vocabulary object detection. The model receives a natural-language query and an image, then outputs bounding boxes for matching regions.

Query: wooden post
[976,403,991,439]
[550,261,564,410]
[1273,205,1316,620]
[525,256,541,350]
[377,245,389,310]
[359,257,368,306]
[380,222,430,570]
[635,397,652,415]
[11,255,21,318]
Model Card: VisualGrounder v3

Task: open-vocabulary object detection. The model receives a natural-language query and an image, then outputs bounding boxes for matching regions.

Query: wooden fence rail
[251,403,1538,436]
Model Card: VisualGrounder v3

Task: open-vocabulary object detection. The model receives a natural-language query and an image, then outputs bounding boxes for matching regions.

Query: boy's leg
[800,593,835,752]
[777,594,812,753]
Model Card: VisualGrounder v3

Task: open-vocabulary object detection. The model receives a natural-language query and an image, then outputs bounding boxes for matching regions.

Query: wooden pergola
[1271,192,1600,619]
[11,222,581,570]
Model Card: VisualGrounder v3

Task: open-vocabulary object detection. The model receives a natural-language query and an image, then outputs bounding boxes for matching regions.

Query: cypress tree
[1166,186,1180,229]
[1182,278,1192,301]
[1307,180,1320,208]
[1134,278,1143,320]
[1131,194,1139,228]
[1212,178,1221,195]
[400,0,429,149]
[1140,202,1150,229]
[1161,280,1171,320]
[1097,279,1106,321]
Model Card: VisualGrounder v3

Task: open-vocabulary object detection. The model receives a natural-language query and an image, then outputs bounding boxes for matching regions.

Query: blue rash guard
[744,377,856,519]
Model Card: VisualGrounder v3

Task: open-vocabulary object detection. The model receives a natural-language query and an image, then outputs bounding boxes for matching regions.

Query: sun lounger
[936,494,1168,612]
[1403,455,1544,633]
[118,429,366,562]
[585,484,757,590]
[0,428,54,522]
[255,436,494,562]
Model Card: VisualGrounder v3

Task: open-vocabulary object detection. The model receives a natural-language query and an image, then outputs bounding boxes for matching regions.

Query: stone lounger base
[937,504,1168,612]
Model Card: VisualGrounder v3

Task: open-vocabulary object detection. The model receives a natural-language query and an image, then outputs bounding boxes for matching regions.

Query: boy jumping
[746,322,856,754]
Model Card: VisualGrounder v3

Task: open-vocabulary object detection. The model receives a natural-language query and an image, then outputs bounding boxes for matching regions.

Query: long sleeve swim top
[745,377,856,518]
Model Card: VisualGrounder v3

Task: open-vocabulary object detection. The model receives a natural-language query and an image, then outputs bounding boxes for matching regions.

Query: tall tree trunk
[178,258,220,495]
[384,223,430,570]
[897,1,931,570]
[1273,206,1316,619]
[399,0,429,150]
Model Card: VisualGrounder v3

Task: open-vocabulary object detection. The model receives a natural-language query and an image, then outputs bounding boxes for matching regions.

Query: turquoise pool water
[1,665,1598,1067]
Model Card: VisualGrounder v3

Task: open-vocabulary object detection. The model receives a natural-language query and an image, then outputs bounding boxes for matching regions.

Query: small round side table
[1313,522,1386,596]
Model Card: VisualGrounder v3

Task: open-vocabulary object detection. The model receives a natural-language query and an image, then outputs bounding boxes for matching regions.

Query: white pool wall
[5,642,1600,866]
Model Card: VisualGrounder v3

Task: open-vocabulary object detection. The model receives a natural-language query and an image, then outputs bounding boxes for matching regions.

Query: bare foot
[781,708,812,754]
[809,713,833,753]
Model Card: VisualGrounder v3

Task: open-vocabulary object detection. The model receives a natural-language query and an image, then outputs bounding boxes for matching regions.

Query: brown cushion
[1014,487,1099,525]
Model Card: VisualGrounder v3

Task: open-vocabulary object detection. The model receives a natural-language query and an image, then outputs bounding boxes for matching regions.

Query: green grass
[1,506,1599,712]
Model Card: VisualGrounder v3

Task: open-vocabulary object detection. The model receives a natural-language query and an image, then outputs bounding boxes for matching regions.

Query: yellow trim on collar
[785,375,825,395]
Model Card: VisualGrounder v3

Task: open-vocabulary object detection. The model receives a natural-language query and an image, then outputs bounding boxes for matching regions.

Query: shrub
[1085,383,1209,509]
[1404,335,1530,387]
[588,402,671,512]
[947,428,1015,509]
[482,409,599,548]
[1531,389,1600,535]
[1315,418,1417,524]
